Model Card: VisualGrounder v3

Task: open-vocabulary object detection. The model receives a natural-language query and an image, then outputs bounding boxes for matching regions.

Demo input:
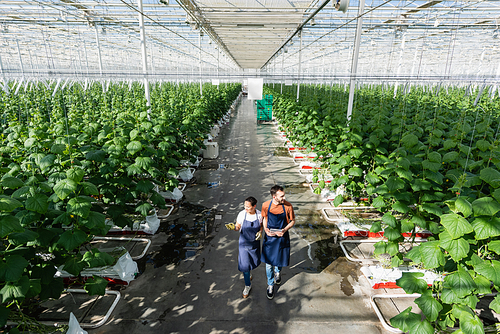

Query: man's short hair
[270,185,284,197]
[245,196,257,207]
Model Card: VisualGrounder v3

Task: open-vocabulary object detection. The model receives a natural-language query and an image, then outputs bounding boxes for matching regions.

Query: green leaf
[372,196,385,208]
[84,276,108,296]
[428,151,442,163]
[415,290,443,322]
[440,213,474,239]
[39,154,56,172]
[392,201,409,213]
[365,172,380,185]
[442,288,461,304]
[476,139,491,152]
[130,129,139,140]
[443,266,477,298]
[480,168,500,188]
[348,167,363,177]
[127,140,142,155]
[25,194,49,214]
[0,195,23,212]
[135,202,153,216]
[422,159,441,172]
[53,178,77,200]
[396,157,411,170]
[135,156,152,170]
[0,275,30,303]
[401,133,418,148]
[474,259,500,286]
[11,186,31,198]
[57,229,87,251]
[50,143,66,154]
[472,197,500,217]
[411,179,431,191]
[1,177,25,189]
[443,151,459,163]
[85,150,106,162]
[24,137,37,148]
[8,230,38,246]
[488,240,500,255]
[62,256,85,276]
[25,278,42,299]
[369,221,382,233]
[39,278,64,300]
[86,211,106,229]
[67,196,92,218]
[384,227,402,241]
[439,231,469,262]
[168,167,179,177]
[0,305,9,327]
[455,197,473,217]
[382,213,397,228]
[136,180,155,194]
[474,274,492,294]
[409,319,434,334]
[123,163,140,177]
[396,272,428,294]
[81,182,99,196]
[83,249,115,268]
[459,312,484,334]
[389,307,421,333]
[348,148,363,158]
[421,203,442,216]
[0,215,24,238]
[472,217,500,240]
[420,241,445,269]
[489,295,500,314]
[0,255,29,281]
[66,168,85,183]
[385,176,405,192]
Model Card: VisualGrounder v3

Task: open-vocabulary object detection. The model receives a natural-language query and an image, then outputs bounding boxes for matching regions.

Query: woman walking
[231,196,263,298]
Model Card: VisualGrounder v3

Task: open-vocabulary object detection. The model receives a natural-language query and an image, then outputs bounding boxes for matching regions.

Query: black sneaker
[266,285,274,300]
[275,272,281,285]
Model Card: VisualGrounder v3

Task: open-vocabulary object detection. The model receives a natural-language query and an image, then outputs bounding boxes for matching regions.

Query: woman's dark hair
[270,185,284,197]
[245,196,257,207]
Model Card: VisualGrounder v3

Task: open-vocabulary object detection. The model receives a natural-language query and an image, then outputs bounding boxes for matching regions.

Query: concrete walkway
[89,96,390,334]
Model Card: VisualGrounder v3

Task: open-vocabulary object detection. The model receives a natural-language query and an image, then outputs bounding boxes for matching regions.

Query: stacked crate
[257,94,273,121]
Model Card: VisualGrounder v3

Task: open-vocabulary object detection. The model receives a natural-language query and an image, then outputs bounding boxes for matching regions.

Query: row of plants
[270,83,500,333]
[0,81,241,333]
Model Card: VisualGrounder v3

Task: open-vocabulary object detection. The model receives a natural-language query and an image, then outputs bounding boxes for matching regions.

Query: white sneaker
[243,285,251,298]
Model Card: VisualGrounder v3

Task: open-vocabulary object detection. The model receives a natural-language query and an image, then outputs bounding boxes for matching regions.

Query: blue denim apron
[261,201,290,267]
[238,212,261,272]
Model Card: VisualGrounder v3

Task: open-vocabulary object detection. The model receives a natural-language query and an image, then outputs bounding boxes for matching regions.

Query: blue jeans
[243,271,251,286]
[265,263,282,286]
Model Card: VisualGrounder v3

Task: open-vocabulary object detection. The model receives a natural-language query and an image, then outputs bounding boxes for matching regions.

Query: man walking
[261,185,295,300]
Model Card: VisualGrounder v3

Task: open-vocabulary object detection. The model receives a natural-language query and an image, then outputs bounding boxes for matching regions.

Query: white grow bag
[67,312,88,334]
[56,249,138,284]
[106,210,161,235]
[360,265,443,289]
[177,167,195,182]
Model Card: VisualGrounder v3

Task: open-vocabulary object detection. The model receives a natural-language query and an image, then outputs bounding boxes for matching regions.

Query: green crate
[257,109,272,121]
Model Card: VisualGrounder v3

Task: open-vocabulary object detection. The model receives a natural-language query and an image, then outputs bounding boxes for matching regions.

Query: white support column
[16,39,24,77]
[394,31,406,97]
[199,31,203,96]
[296,30,302,102]
[138,0,151,119]
[346,0,366,123]
[0,54,9,94]
[281,51,284,94]
[94,25,103,76]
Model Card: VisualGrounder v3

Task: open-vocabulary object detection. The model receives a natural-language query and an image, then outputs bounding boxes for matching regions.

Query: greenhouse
[1,0,500,333]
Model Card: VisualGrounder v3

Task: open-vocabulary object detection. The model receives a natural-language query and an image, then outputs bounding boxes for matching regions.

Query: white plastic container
[210,125,219,137]
[203,142,219,159]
